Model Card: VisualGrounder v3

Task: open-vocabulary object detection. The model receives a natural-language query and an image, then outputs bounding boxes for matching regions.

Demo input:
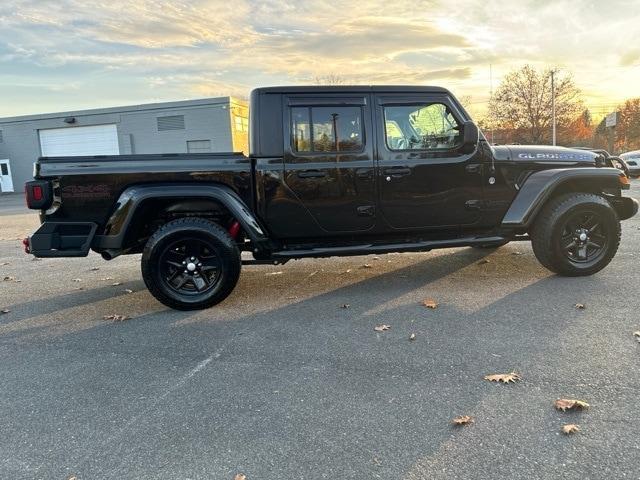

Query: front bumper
[27,222,97,257]
[611,196,639,221]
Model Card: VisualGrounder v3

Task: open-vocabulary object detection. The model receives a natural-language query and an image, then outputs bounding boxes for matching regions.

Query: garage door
[39,124,119,157]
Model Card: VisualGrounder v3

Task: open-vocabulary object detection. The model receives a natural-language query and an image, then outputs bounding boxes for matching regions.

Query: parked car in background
[620,150,640,177]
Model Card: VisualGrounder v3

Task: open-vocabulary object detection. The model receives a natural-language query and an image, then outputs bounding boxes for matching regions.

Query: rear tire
[141,218,241,310]
[530,193,620,276]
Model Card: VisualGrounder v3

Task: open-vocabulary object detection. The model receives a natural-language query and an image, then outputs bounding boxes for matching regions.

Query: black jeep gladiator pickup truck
[24,86,638,310]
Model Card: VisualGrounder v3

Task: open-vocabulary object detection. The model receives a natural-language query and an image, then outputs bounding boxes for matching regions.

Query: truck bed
[35,152,254,228]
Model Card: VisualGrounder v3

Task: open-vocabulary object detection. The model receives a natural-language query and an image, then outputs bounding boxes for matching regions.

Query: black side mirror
[462,121,479,153]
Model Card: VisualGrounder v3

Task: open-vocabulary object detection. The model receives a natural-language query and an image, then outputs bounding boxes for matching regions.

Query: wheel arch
[501,167,627,231]
[95,183,270,254]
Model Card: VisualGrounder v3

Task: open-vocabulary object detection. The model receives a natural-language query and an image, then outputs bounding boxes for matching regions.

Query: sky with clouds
[1,0,638,118]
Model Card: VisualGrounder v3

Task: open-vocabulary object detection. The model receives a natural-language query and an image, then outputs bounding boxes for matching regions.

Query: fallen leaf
[452,415,474,426]
[3,276,15,281]
[633,331,640,343]
[554,398,590,411]
[0,262,9,266]
[340,304,350,309]
[478,259,490,264]
[74,287,85,291]
[111,282,122,286]
[307,270,319,277]
[72,278,82,282]
[374,324,391,332]
[124,289,133,294]
[373,256,380,260]
[90,267,100,271]
[266,271,283,276]
[422,299,438,309]
[409,333,416,341]
[344,269,352,273]
[103,314,129,322]
[1,309,10,314]
[234,474,246,480]
[361,264,372,269]
[100,277,114,281]
[512,251,524,256]
[561,424,580,435]
[484,372,521,384]
[574,303,585,309]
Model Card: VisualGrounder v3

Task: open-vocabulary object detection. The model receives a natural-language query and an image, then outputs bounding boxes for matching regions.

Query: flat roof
[253,85,451,95]
[0,96,248,125]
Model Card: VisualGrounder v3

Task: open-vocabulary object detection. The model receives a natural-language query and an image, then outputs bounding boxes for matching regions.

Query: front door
[375,95,483,230]
[280,95,376,235]
[0,160,14,193]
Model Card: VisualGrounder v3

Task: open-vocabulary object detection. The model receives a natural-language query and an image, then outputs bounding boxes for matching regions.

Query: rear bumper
[27,222,97,257]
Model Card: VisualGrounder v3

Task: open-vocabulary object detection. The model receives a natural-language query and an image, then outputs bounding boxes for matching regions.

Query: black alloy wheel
[141,218,241,310]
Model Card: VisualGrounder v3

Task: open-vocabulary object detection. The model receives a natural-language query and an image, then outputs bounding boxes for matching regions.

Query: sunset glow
[1,0,638,118]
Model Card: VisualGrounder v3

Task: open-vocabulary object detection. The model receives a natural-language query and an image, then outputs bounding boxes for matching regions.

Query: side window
[291,106,363,153]
[383,103,462,151]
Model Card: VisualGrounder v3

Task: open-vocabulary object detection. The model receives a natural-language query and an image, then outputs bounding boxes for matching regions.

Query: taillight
[25,180,52,210]
[33,185,43,201]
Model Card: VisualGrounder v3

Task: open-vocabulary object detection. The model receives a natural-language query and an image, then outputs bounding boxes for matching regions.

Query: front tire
[141,218,241,310]
[530,193,620,276]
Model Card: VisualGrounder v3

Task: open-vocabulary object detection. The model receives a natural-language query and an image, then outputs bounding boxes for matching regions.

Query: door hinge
[465,164,481,174]
[357,205,376,217]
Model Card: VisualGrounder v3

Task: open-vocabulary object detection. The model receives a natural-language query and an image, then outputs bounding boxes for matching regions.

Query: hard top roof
[253,85,451,95]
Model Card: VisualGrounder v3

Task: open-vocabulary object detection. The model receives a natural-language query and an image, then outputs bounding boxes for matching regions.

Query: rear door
[281,95,376,234]
[375,94,484,230]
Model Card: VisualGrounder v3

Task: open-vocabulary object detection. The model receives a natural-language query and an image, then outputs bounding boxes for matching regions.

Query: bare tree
[313,74,347,85]
[489,65,583,144]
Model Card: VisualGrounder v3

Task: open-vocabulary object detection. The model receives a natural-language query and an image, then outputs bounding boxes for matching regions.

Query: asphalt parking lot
[1,187,640,480]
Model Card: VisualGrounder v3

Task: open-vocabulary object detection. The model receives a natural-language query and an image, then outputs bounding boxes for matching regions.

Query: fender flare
[501,167,625,228]
[95,183,270,251]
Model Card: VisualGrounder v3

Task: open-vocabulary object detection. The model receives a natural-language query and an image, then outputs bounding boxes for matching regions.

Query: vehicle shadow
[0,246,622,479]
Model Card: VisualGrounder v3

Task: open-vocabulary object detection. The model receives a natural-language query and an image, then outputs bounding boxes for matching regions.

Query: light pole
[551,69,557,146]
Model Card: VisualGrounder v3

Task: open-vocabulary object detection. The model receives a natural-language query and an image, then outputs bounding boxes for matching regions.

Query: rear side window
[291,106,363,153]
[383,103,461,151]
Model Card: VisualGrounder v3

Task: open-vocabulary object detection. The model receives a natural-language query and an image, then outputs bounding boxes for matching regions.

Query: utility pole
[489,64,494,144]
[551,69,556,146]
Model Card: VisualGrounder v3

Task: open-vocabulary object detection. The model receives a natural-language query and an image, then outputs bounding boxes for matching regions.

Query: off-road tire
[141,217,241,310]
[530,193,620,276]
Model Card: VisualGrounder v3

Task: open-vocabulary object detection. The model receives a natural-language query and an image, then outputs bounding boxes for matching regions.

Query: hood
[492,145,598,165]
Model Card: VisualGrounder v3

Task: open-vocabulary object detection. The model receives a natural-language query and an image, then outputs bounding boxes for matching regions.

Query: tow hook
[22,237,31,254]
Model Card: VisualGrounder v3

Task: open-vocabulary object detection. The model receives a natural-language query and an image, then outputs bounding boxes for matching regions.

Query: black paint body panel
[29,86,637,260]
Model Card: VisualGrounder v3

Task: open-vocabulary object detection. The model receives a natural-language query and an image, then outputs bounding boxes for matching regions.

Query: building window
[157,115,185,131]
[383,103,462,151]
[234,116,249,132]
[0,130,3,143]
[291,106,363,153]
[187,140,212,153]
